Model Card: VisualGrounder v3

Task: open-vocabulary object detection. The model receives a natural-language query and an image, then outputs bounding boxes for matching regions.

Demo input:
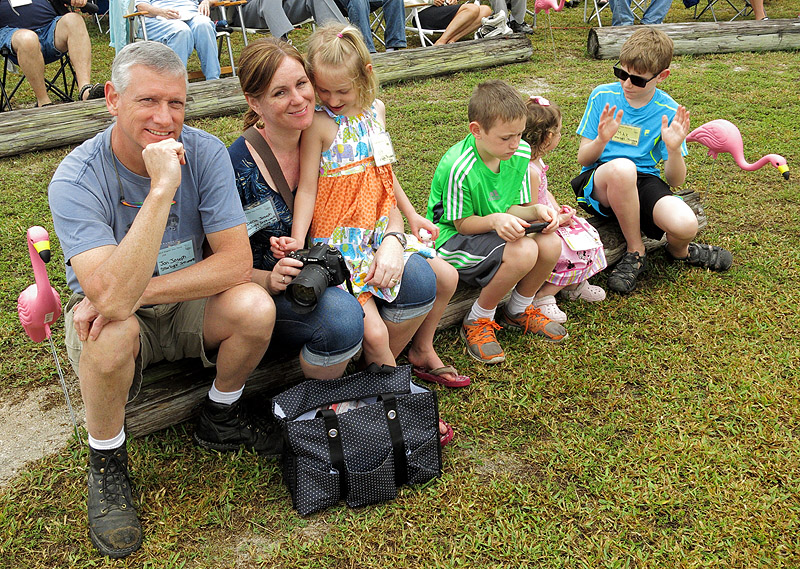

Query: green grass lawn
[1,1,799,566]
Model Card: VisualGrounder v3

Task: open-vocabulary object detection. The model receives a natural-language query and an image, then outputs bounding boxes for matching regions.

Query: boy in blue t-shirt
[427,80,567,365]
[571,27,732,294]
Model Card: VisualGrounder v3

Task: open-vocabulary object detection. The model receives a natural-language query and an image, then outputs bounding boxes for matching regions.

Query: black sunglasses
[613,64,661,88]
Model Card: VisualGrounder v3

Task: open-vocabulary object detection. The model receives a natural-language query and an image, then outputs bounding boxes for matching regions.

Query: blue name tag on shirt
[244,199,278,236]
[157,239,195,275]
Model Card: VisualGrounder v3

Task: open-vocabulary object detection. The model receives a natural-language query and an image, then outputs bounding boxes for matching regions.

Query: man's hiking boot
[461,316,506,364]
[87,444,142,558]
[194,397,283,457]
[496,304,568,343]
[608,250,646,294]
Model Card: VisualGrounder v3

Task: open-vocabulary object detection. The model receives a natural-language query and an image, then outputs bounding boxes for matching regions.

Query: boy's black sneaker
[194,397,283,457]
[608,250,647,294]
[665,242,732,272]
[87,444,143,559]
[509,20,534,34]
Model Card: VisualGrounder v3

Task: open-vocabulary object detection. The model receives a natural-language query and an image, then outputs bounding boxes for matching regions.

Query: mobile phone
[524,222,549,234]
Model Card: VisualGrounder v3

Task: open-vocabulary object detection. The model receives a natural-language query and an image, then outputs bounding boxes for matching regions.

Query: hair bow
[531,96,550,106]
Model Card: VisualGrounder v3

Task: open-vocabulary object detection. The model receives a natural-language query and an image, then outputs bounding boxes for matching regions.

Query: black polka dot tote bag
[272,364,443,516]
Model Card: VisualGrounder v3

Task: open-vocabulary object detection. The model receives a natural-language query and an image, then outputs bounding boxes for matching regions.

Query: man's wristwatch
[383,231,407,249]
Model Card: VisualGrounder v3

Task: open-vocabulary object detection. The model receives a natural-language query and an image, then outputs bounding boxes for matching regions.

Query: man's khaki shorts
[64,293,213,402]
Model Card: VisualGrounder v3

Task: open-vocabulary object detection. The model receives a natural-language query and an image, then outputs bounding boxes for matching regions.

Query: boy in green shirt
[426,80,567,365]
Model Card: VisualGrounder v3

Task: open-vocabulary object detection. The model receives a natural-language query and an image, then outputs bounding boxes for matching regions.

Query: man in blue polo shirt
[0,0,103,106]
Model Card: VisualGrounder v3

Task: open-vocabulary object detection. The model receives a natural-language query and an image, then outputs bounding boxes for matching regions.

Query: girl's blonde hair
[306,23,378,111]
[238,38,312,130]
[522,97,562,159]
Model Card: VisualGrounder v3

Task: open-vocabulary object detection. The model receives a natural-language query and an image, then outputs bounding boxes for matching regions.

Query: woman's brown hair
[237,37,312,130]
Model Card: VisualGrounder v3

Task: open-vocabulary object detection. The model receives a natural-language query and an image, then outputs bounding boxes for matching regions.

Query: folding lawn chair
[404,1,446,47]
[584,0,648,27]
[584,0,609,26]
[693,0,752,21]
[0,47,77,112]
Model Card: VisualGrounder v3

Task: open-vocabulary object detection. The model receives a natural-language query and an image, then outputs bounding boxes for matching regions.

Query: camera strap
[243,126,295,212]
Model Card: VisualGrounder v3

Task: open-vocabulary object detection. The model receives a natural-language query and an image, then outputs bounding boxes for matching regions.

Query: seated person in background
[0,0,104,107]
[750,0,767,20]
[572,28,732,294]
[235,0,347,42]
[490,0,533,33]
[609,0,671,25]
[48,41,277,558]
[427,80,568,366]
[335,0,406,53]
[416,0,492,45]
[135,0,221,80]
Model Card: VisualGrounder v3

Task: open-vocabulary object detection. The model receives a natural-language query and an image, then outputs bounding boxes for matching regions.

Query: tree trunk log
[0,35,531,159]
[588,19,800,59]
[127,187,704,438]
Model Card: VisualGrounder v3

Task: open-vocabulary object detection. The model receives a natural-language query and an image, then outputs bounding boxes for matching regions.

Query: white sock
[506,288,534,316]
[208,380,244,405]
[467,300,496,322]
[88,427,125,451]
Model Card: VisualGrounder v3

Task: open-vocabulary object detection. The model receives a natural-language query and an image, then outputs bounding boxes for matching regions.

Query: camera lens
[290,283,317,306]
[285,263,329,314]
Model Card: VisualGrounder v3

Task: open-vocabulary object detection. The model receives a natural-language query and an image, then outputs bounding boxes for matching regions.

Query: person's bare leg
[516,231,561,296]
[10,29,50,106]
[406,257,458,376]
[475,236,539,311]
[360,299,396,366]
[592,158,645,255]
[536,281,565,298]
[652,195,698,258]
[750,0,766,19]
[79,316,140,439]
[203,283,275,392]
[435,4,482,44]
[53,13,93,98]
[386,312,427,361]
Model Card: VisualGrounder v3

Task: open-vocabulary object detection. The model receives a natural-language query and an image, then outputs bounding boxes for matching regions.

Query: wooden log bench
[0,34,532,158]
[587,19,800,60]
[126,188,706,437]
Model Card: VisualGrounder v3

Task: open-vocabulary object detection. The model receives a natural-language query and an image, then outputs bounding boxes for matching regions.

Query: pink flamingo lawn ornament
[533,0,566,53]
[17,226,81,443]
[686,119,790,180]
[534,0,566,15]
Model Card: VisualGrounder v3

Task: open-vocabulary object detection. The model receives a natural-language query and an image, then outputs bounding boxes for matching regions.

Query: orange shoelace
[517,305,549,334]
[464,318,503,344]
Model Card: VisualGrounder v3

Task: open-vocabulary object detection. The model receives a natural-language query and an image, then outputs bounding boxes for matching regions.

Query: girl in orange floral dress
[276,24,459,443]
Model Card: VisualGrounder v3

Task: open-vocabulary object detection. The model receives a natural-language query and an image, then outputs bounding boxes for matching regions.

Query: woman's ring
[391,278,398,284]
[281,275,286,284]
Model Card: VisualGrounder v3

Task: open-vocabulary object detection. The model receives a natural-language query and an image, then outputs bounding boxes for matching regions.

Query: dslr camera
[286,243,351,313]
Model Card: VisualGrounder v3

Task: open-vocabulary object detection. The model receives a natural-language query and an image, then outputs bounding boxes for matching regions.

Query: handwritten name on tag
[244,199,278,236]
[157,240,195,275]
[612,124,642,147]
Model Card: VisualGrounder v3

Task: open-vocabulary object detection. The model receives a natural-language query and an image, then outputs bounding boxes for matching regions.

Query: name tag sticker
[612,124,642,146]
[244,199,278,236]
[372,132,397,166]
[157,240,195,275]
[556,218,603,251]
[10,0,33,7]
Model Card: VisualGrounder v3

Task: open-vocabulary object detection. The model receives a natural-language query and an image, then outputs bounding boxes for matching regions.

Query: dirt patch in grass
[0,384,81,485]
